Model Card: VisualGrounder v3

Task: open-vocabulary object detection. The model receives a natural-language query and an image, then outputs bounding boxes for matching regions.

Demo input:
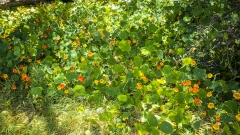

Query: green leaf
[158,50,163,59]
[173,113,183,123]
[233,122,240,134]
[141,48,150,55]
[54,74,65,84]
[5,82,11,89]
[13,46,21,56]
[228,81,239,90]
[193,6,203,16]
[162,65,172,75]
[30,34,38,43]
[42,56,54,65]
[106,87,120,96]
[66,72,78,81]
[99,111,113,122]
[107,56,116,65]
[134,56,143,66]
[193,68,206,80]
[148,23,157,32]
[119,40,130,52]
[29,48,37,56]
[196,89,207,98]
[7,61,12,68]
[175,92,185,104]
[114,64,125,73]
[73,85,86,96]
[223,100,238,114]
[182,57,192,66]
[159,121,173,134]
[220,113,233,123]
[147,113,158,127]
[117,94,128,102]
[193,120,201,130]
[11,74,19,81]
[30,87,42,96]
[119,31,128,40]
[150,127,160,135]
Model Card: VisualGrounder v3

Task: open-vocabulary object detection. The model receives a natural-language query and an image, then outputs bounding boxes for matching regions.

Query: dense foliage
[0,0,240,134]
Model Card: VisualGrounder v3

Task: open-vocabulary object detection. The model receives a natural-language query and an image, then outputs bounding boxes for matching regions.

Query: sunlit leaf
[159,121,173,134]
[73,85,86,96]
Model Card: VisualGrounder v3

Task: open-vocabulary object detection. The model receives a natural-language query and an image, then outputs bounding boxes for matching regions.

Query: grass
[0,93,127,135]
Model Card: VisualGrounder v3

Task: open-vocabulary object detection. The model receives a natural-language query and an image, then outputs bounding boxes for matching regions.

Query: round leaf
[159,121,173,134]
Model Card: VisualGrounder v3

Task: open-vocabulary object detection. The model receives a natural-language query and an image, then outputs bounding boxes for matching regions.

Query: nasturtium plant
[0,0,239,134]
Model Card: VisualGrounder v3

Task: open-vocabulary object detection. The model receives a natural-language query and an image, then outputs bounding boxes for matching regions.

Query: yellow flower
[83,44,87,48]
[207,73,213,79]
[63,54,68,60]
[233,92,240,100]
[88,51,93,57]
[94,80,99,85]
[191,60,196,66]
[235,113,240,121]
[173,87,179,92]
[100,79,105,84]
[81,56,85,62]
[2,74,8,79]
[160,62,164,66]
[212,123,220,130]
[207,92,212,97]
[202,111,207,116]
[208,103,214,109]
[64,89,69,94]
[137,83,142,90]
[71,41,77,46]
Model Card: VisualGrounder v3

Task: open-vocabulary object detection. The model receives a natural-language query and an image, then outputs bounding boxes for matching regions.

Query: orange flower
[110,39,115,44]
[43,34,48,39]
[181,81,186,86]
[54,40,59,44]
[13,69,19,74]
[21,74,28,81]
[194,84,199,89]
[42,44,47,49]
[194,98,201,104]
[12,84,17,90]
[19,56,24,61]
[192,87,199,93]
[58,83,66,90]
[47,28,51,33]
[19,64,24,69]
[215,116,220,122]
[137,83,142,90]
[37,60,41,64]
[35,19,40,23]
[78,76,84,82]
[185,80,191,86]
[25,77,31,83]
[157,65,161,70]
[8,46,12,50]
[88,51,93,57]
